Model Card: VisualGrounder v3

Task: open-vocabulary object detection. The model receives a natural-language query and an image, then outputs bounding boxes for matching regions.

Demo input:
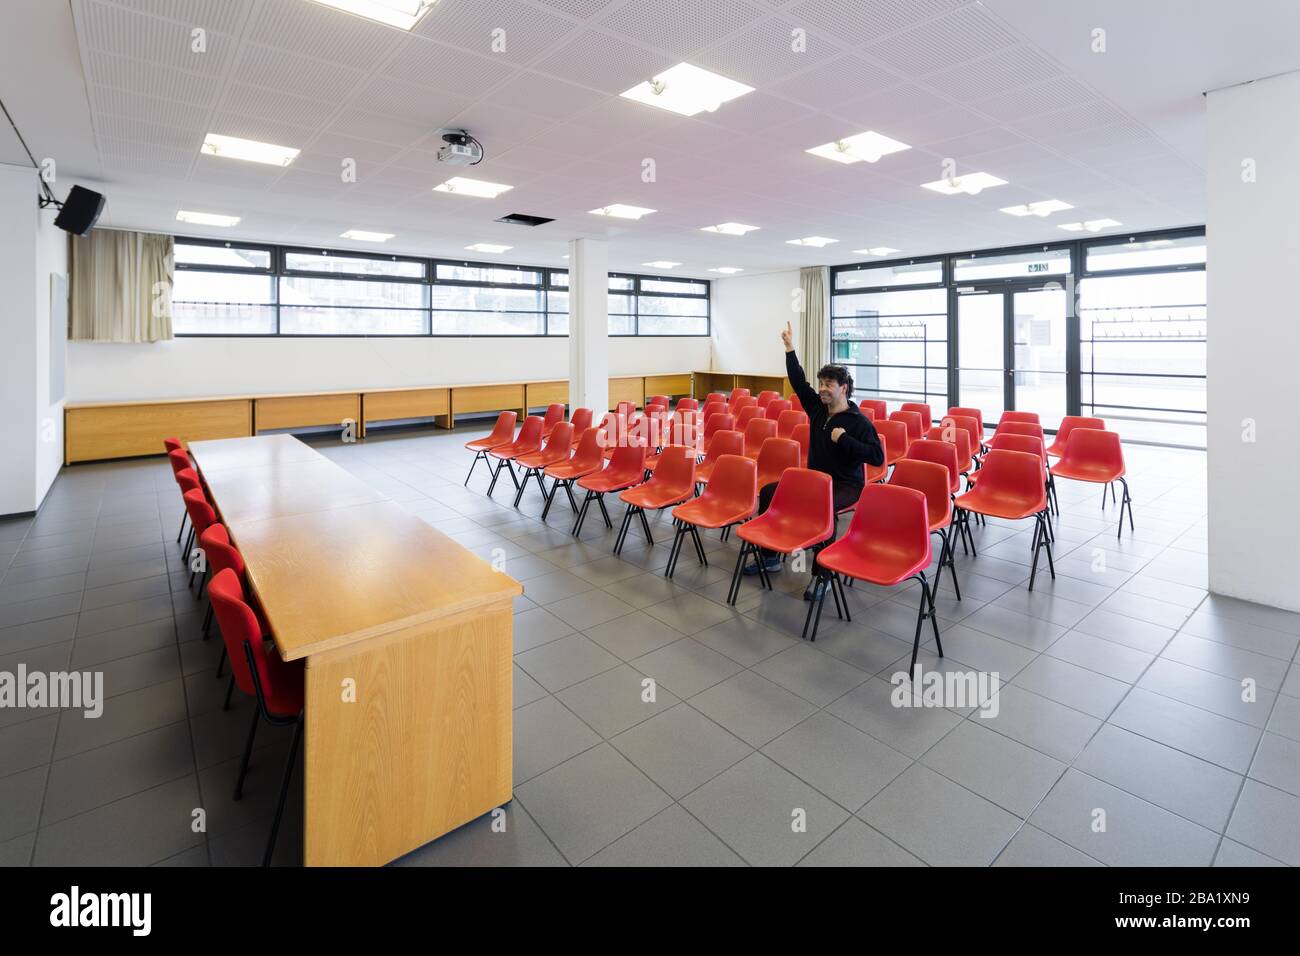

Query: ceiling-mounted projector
[436,129,483,166]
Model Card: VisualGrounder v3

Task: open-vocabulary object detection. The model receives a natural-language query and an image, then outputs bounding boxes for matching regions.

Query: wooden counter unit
[255,392,362,436]
[362,387,451,430]
[692,370,792,400]
[65,398,253,464]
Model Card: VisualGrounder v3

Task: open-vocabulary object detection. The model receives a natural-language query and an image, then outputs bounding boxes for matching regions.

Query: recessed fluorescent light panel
[1058,218,1122,233]
[1000,199,1073,217]
[709,267,744,274]
[433,176,513,199]
[642,261,680,269]
[465,243,512,253]
[806,131,910,165]
[786,236,838,248]
[920,172,1007,196]
[200,133,299,167]
[589,204,655,220]
[340,230,393,242]
[852,247,900,257]
[176,210,240,227]
[701,222,759,236]
[620,62,754,117]
[307,0,436,30]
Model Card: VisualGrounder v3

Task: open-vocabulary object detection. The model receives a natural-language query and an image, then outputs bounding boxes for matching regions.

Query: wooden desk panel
[452,383,526,423]
[644,373,692,398]
[65,399,252,464]
[255,393,360,434]
[525,380,568,409]
[363,388,451,429]
[608,376,644,409]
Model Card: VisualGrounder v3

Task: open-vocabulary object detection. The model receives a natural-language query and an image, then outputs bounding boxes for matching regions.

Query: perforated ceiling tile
[971,76,1097,123]
[787,0,969,46]
[925,125,1026,161]
[527,0,625,19]
[99,0,253,35]
[302,132,408,165]
[413,0,578,63]
[482,70,609,118]
[85,49,224,105]
[326,109,432,147]
[98,136,197,171]
[242,0,405,70]
[694,91,816,134]
[237,42,368,101]
[1033,118,1156,153]
[382,36,518,96]
[96,114,206,152]
[767,53,900,107]
[1010,99,1135,139]
[698,16,839,87]
[595,0,766,58]
[830,82,952,127]
[922,45,1062,102]
[414,102,553,153]
[532,29,671,91]
[78,0,237,74]
[189,154,293,186]
[864,3,1018,76]
[348,76,473,127]
[93,87,210,129]
[221,83,342,131]
[206,111,318,151]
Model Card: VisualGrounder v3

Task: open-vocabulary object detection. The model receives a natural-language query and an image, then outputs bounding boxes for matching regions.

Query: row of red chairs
[164,438,302,867]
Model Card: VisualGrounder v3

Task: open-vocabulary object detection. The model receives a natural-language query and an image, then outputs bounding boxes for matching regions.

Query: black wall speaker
[53,185,106,235]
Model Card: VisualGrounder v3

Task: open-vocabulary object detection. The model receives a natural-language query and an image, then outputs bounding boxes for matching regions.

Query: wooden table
[188,434,522,866]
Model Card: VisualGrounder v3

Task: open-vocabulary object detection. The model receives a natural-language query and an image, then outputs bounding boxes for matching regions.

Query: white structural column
[567,237,609,415]
[1205,71,1300,611]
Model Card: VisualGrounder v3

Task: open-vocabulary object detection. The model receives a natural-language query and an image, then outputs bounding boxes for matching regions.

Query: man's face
[817,377,847,406]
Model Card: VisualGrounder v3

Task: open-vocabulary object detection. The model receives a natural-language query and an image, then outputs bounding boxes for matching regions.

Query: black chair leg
[176,509,188,544]
[908,578,928,679]
[727,543,750,605]
[638,508,654,546]
[464,451,485,486]
[802,573,830,641]
[541,478,560,521]
[614,505,635,554]
[1117,477,1134,538]
[263,715,304,867]
[595,494,612,528]
[487,458,503,496]
[690,525,708,566]
[233,704,259,800]
[921,571,942,654]
[216,645,227,679]
[665,524,685,578]
[835,574,851,623]
[942,526,961,600]
[223,673,235,710]
[202,601,213,639]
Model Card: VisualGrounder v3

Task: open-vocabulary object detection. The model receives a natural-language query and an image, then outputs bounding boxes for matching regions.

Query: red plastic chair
[514,421,573,508]
[889,458,960,600]
[906,439,960,496]
[706,391,728,406]
[487,415,544,496]
[942,415,982,466]
[875,419,909,467]
[464,411,517,485]
[696,430,745,485]
[729,394,757,416]
[667,454,756,578]
[756,390,780,410]
[764,399,792,421]
[728,468,834,609]
[198,523,273,685]
[675,397,699,413]
[207,567,304,867]
[754,437,802,493]
[900,403,933,431]
[728,387,752,408]
[860,399,888,420]
[1050,428,1132,538]
[182,488,217,593]
[1046,415,1106,458]
[890,409,923,446]
[863,436,890,486]
[539,403,566,439]
[927,423,976,479]
[741,418,778,459]
[573,444,645,536]
[859,405,877,421]
[700,401,726,424]
[646,394,670,409]
[948,407,986,449]
[736,405,761,430]
[788,393,802,414]
[543,426,605,522]
[812,484,939,672]
[999,410,1040,427]
[984,432,1046,463]
[614,445,696,553]
[955,450,1054,590]
[616,400,636,418]
[167,447,197,547]
[792,423,810,465]
[703,412,736,448]
[163,436,183,454]
[567,407,593,446]
[775,409,808,440]
[645,412,699,472]
[993,420,1046,444]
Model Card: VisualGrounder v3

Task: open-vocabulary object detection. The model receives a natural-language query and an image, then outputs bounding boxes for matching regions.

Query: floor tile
[609,703,752,799]
[689,670,818,748]
[554,663,679,739]
[762,712,911,812]
[582,805,746,867]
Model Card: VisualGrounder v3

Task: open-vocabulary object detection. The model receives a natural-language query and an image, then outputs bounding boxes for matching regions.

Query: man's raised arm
[781,321,819,411]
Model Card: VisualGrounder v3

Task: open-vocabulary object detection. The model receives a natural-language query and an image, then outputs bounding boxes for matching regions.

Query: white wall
[0,162,66,516]
[66,335,709,402]
[1206,71,1300,611]
[710,269,801,373]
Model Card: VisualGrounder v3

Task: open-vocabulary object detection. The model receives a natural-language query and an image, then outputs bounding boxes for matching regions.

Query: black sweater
[786,349,885,487]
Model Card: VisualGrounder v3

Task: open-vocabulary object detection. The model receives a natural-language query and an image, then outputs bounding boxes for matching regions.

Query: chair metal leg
[665,524,686,578]
[233,704,259,800]
[1116,477,1134,538]
[572,491,594,536]
[541,478,560,521]
[487,457,504,496]
[614,504,636,554]
[1028,512,1055,591]
[564,481,579,514]
[222,673,235,711]
[689,525,708,566]
[513,469,530,508]
[801,573,830,642]
[176,509,188,544]
[262,715,304,868]
[942,525,961,600]
[637,508,654,546]
[202,601,213,639]
[464,450,486,486]
[216,645,227,679]
[921,571,942,654]
[727,543,750,605]
[908,576,929,680]
[595,494,613,528]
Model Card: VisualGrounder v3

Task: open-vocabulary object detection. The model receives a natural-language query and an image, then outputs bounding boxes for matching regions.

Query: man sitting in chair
[743,321,885,595]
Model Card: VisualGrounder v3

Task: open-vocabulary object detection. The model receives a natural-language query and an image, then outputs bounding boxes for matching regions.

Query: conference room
[0,0,1297,883]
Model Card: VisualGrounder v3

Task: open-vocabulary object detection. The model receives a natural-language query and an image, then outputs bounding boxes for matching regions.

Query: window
[831,288,948,417]
[953,247,1071,282]
[171,237,709,337]
[836,259,943,289]
[1085,234,1206,273]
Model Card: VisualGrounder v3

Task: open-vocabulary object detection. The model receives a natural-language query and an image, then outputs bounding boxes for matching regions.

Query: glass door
[957,283,1069,427]
[956,290,1007,425]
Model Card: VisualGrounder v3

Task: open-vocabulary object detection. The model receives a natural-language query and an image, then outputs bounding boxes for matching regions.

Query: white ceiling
[3,0,1297,278]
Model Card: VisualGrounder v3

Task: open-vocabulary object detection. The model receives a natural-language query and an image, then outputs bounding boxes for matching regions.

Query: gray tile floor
[2,423,1298,867]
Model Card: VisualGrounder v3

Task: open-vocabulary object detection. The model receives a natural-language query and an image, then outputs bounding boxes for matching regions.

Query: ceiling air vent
[496,213,554,227]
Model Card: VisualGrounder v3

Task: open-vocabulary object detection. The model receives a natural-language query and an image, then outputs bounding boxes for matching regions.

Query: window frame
[170,236,711,339]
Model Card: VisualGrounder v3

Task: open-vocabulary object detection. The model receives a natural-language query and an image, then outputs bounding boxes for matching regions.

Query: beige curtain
[799,265,829,368]
[70,229,174,342]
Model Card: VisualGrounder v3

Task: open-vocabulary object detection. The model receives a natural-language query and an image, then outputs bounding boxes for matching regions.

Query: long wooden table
[187,434,522,866]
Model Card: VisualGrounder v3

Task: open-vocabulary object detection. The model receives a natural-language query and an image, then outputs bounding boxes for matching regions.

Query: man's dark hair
[816,364,854,398]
